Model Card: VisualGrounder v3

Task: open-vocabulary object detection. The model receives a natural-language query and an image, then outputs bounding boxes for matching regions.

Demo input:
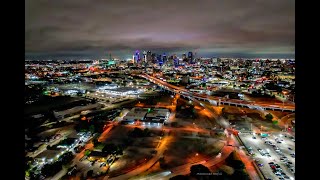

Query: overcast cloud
[25,0,295,59]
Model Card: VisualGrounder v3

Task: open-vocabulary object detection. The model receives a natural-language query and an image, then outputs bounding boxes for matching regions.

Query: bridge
[138,74,295,113]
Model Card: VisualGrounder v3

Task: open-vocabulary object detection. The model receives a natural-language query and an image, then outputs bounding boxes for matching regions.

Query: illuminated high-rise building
[174,58,179,67]
[143,51,147,62]
[182,53,187,60]
[134,50,140,63]
[162,53,167,64]
[147,51,152,62]
[151,53,156,63]
[188,51,193,63]
[157,54,163,66]
[173,54,177,60]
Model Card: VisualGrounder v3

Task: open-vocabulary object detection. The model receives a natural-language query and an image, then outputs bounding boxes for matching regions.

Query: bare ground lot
[104,125,161,175]
[161,137,225,169]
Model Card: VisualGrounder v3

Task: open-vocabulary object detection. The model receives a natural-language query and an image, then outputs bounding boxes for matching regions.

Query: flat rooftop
[123,107,149,121]
[145,108,170,118]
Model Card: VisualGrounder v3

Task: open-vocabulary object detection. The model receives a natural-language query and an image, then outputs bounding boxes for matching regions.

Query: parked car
[258,163,264,167]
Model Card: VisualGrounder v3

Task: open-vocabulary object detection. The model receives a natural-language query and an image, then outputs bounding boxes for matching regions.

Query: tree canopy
[265,113,273,121]
[190,164,211,177]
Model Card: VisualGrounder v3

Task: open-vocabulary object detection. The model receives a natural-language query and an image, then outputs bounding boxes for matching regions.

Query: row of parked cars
[257,148,271,157]
[261,135,295,179]
[268,162,290,179]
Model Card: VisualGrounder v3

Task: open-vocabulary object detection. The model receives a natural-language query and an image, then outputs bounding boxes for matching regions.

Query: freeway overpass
[139,74,295,113]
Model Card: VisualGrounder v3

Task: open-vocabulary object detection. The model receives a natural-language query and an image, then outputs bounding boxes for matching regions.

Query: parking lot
[239,132,295,180]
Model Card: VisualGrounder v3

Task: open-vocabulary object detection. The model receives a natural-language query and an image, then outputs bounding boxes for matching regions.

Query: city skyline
[26,0,295,59]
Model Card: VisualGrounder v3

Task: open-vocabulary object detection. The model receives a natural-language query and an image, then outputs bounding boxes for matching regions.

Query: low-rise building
[143,108,170,126]
[123,107,149,121]
[53,103,103,119]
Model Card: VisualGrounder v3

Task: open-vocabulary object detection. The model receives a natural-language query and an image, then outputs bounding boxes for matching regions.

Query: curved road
[140,74,294,111]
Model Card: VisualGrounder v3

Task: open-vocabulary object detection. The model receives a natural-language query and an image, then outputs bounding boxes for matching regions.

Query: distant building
[143,51,147,62]
[147,51,152,62]
[134,50,140,63]
[174,58,179,67]
[173,54,177,59]
[188,51,193,63]
[162,53,167,64]
[157,54,163,66]
[151,53,156,63]
[181,75,190,84]
[182,53,187,61]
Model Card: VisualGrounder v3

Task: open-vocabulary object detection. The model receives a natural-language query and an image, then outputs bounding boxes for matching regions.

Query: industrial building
[122,107,170,126]
[123,107,149,122]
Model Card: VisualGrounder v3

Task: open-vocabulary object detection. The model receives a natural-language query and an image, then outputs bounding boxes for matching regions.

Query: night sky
[25,0,295,59]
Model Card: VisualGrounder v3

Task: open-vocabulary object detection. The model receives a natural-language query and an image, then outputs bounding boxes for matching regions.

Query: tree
[84,149,91,156]
[159,157,167,169]
[190,164,211,177]
[89,125,95,133]
[128,127,144,137]
[265,113,273,121]
[229,160,245,170]
[171,122,178,127]
[92,138,99,146]
[231,169,250,180]
[60,152,74,165]
[123,137,133,146]
[143,128,151,136]
[227,115,235,120]
[87,170,93,177]
[41,162,62,177]
[169,175,188,180]
[116,146,124,155]
[102,143,120,154]
[222,108,225,114]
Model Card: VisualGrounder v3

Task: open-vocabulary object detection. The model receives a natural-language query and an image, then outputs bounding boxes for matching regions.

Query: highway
[139,74,295,112]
